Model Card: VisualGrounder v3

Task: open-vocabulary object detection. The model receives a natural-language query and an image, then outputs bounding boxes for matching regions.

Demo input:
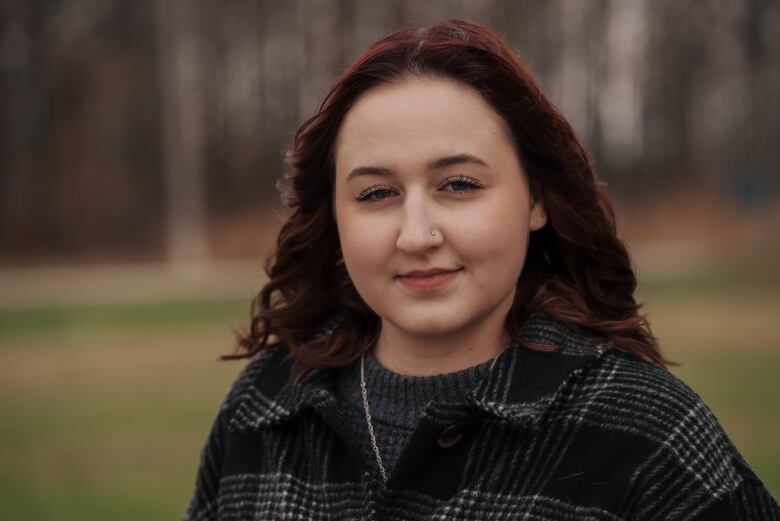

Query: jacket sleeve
[182,352,274,521]
[182,398,232,521]
[692,455,780,520]
[631,391,780,520]
[611,352,780,521]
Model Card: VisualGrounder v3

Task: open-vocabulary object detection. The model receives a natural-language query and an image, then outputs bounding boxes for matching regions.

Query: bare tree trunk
[599,0,646,171]
[156,0,209,274]
[296,0,343,120]
[556,0,588,134]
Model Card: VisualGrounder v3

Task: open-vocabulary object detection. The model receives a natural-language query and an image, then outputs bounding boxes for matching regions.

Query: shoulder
[222,311,347,405]
[567,347,766,512]
[517,317,779,517]
[583,348,725,445]
[219,314,346,432]
[220,343,293,415]
[574,348,733,457]
[592,349,780,517]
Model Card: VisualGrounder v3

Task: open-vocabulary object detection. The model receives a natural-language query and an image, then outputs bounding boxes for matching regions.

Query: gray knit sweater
[334,350,493,476]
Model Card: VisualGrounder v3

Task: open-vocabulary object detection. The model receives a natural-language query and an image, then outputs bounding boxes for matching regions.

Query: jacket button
[436,425,463,448]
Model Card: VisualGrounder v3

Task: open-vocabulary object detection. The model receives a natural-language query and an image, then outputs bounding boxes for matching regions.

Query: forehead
[334,77,513,173]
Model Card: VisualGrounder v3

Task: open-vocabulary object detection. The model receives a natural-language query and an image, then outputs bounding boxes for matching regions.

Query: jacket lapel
[228,314,611,434]
[228,347,316,432]
[467,315,610,425]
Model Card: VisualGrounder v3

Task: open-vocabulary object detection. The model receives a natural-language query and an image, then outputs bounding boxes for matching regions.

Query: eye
[441,175,483,193]
[355,185,397,203]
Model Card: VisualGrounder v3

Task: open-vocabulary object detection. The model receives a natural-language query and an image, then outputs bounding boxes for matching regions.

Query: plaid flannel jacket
[184,316,780,520]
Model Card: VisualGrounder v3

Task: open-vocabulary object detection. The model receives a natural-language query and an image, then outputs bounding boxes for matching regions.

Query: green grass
[0,267,778,519]
[0,327,241,521]
[0,297,250,343]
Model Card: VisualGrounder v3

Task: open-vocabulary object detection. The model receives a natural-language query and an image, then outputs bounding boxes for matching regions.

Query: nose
[395,194,443,254]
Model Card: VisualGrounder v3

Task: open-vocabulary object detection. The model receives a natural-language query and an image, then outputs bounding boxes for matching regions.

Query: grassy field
[0,268,778,519]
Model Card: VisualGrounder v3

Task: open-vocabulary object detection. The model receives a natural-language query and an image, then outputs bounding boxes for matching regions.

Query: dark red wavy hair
[225,18,670,376]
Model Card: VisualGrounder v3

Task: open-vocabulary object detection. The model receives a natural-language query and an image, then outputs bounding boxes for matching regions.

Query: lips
[397,268,462,291]
[400,268,460,278]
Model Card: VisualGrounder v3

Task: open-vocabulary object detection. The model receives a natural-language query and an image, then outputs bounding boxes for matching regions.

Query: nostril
[396,225,443,252]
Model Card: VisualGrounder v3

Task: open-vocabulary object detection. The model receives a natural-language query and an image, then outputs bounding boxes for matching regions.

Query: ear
[529,198,547,231]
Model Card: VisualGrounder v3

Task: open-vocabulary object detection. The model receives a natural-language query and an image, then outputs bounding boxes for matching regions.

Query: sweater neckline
[334,349,494,429]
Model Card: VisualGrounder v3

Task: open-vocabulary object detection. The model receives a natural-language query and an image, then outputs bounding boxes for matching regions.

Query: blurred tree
[0,0,777,265]
[156,0,209,271]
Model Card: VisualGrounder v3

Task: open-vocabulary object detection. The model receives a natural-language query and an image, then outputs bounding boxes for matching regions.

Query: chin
[390,313,469,338]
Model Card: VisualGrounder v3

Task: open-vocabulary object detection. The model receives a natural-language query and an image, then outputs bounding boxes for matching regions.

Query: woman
[184,19,779,520]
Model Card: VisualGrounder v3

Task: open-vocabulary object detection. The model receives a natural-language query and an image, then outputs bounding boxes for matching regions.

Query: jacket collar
[228,315,610,433]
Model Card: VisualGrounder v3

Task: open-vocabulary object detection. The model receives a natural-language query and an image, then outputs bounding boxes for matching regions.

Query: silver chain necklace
[359,350,388,483]
[359,342,504,484]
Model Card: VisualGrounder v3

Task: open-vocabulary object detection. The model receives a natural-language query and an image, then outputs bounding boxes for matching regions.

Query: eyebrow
[345,153,489,183]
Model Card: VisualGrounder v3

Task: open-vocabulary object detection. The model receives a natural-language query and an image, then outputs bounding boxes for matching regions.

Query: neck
[373,311,511,376]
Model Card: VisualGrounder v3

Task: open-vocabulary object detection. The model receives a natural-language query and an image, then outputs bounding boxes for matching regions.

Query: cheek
[459,202,530,280]
[336,209,392,280]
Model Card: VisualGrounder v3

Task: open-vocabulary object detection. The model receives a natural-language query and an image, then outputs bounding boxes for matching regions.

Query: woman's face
[332,77,546,340]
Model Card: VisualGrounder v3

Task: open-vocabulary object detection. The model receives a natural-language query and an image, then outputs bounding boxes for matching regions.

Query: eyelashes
[442,175,484,193]
[355,175,483,203]
[356,186,396,203]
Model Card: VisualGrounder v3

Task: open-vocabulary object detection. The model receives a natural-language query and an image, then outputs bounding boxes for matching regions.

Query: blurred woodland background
[0,0,778,519]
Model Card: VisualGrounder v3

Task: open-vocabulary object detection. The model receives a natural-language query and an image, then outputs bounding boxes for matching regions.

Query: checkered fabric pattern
[183,315,780,520]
